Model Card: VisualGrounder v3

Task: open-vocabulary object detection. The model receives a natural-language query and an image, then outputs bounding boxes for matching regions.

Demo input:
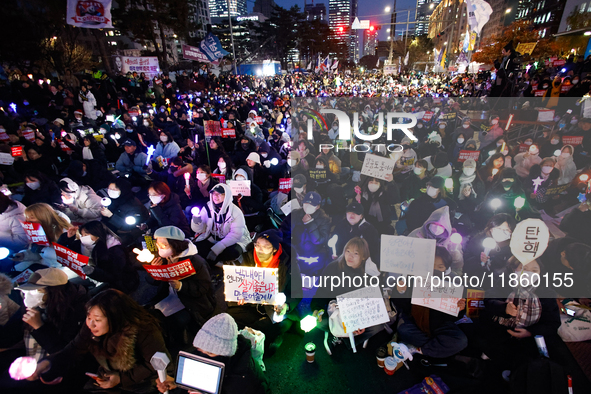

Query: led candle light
[101,197,111,207]
[191,207,200,216]
[9,357,37,380]
[125,216,137,225]
[492,168,499,176]
[490,198,502,210]
[580,174,589,182]
[483,237,497,256]
[133,248,155,263]
[300,315,317,332]
[184,172,190,187]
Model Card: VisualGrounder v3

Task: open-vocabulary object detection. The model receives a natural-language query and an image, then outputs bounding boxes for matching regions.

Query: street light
[444,41,448,45]
[385,6,391,12]
[505,8,511,14]
[430,3,435,9]
[585,31,591,36]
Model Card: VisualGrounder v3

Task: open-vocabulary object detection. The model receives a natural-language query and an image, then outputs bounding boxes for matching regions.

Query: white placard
[510,218,550,266]
[227,180,251,196]
[336,286,390,332]
[223,266,278,304]
[411,280,464,317]
[0,152,14,165]
[280,199,300,216]
[380,235,437,277]
[360,153,396,181]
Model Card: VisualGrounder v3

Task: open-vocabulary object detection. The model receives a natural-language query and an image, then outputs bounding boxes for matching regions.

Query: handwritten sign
[204,120,221,137]
[221,128,236,138]
[510,219,550,265]
[143,259,196,281]
[537,109,555,122]
[336,286,390,332]
[20,221,50,246]
[562,136,584,146]
[52,243,89,279]
[361,153,396,181]
[411,280,464,317]
[308,169,328,181]
[227,180,251,196]
[211,174,226,184]
[380,235,436,277]
[457,150,480,162]
[223,266,278,304]
[11,146,23,157]
[441,112,456,120]
[0,152,15,165]
[278,178,292,194]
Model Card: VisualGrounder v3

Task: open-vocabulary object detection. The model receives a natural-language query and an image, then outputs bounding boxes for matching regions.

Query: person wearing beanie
[192,183,252,265]
[115,138,150,185]
[480,115,504,147]
[525,156,560,209]
[156,313,269,394]
[57,177,102,223]
[244,151,267,190]
[405,176,457,234]
[149,226,215,341]
[291,191,332,276]
[514,143,542,179]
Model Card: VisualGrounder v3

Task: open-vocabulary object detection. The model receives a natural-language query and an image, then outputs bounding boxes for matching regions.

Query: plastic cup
[376,347,387,368]
[384,356,397,375]
[305,342,316,363]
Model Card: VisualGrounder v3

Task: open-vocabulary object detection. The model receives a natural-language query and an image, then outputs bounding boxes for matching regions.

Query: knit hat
[346,201,364,215]
[427,176,445,189]
[293,174,307,188]
[255,230,282,251]
[463,158,477,169]
[193,313,238,357]
[303,191,321,206]
[432,152,449,168]
[246,152,260,164]
[19,268,68,290]
[74,110,83,116]
[154,226,185,241]
[290,151,301,161]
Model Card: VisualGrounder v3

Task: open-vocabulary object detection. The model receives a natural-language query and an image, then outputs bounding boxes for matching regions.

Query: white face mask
[316,165,324,170]
[261,152,268,158]
[541,166,553,174]
[560,152,571,159]
[368,183,380,192]
[439,124,446,129]
[303,203,316,215]
[27,181,41,190]
[23,289,45,309]
[429,223,444,236]
[80,234,96,247]
[160,135,168,142]
[143,120,150,127]
[524,141,533,146]
[463,167,475,176]
[413,167,424,175]
[62,194,74,205]
[197,173,207,182]
[235,175,246,181]
[463,124,470,129]
[551,139,559,145]
[288,159,296,167]
[426,186,438,198]
[417,123,423,128]
[150,195,164,204]
[294,187,304,194]
[491,228,511,243]
[457,137,465,144]
[491,119,498,125]
[218,162,226,170]
[107,189,121,199]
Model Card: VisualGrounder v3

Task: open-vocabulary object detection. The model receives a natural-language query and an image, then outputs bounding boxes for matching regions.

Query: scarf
[368,199,383,222]
[198,178,210,198]
[82,146,94,160]
[494,286,542,329]
[459,171,476,185]
[254,244,283,269]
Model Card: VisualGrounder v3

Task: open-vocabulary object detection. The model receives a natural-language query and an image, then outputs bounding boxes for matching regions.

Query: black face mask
[241,143,249,150]
[502,180,514,190]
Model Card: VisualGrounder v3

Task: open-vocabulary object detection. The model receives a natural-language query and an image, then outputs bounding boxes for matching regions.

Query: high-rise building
[189,0,211,40]
[363,26,380,56]
[253,0,276,19]
[428,0,468,56]
[415,0,441,36]
[305,1,327,22]
[209,0,247,18]
[516,0,565,37]
[329,0,359,62]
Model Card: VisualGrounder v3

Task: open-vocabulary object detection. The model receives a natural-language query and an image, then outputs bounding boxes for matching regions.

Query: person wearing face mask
[213,153,235,180]
[66,159,116,192]
[464,214,517,280]
[360,176,400,235]
[231,166,265,230]
[554,145,577,185]
[539,133,562,159]
[480,115,504,148]
[479,152,506,191]
[153,131,180,166]
[526,157,559,207]
[232,135,257,167]
[477,259,560,374]
[514,144,542,178]
[291,191,331,277]
[0,268,87,392]
[62,135,107,167]
[148,156,197,208]
[406,176,456,234]
[149,226,215,342]
[400,159,431,201]
[155,313,269,394]
[0,192,28,253]
[449,133,467,163]
[450,117,475,144]
[394,137,418,178]
[13,145,58,179]
[99,178,149,245]
[57,177,102,224]
[192,183,252,265]
[425,151,453,178]
[21,170,62,207]
[147,181,192,236]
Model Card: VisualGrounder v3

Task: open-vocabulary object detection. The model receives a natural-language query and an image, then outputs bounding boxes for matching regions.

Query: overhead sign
[351,17,370,30]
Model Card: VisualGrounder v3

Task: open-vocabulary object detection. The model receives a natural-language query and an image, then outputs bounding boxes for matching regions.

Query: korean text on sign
[360,153,396,181]
[143,259,196,281]
[52,243,89,279]
[223,266,278,304]
[457,150,480,162]
[278,178,292,194]
[21,221,50,246]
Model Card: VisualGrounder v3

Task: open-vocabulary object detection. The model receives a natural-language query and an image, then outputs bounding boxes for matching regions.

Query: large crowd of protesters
[1,42,591,393]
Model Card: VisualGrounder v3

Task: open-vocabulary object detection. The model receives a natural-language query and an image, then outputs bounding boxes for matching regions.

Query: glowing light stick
[514,196,526,209]
[270,158,279,166]
[146,145,155,165]
[300,315,317,332]
[505,114,513,131]
[445,178,453,190]
[580,174,589,182]
[184,172,190,186]
[150,352,170,394]
[191,207,200,216]
[101,197,111,207]
[492,169,499,176]
[9,357,37,380]
[532,177,544,193]
[125,216,137,225]
[483,237,497,256]
[554,150,561,157]
[9,103,17,112]
[0,247,10,260]
[328,234,338,257]
[450,233,463,245]
[490,198,502,210]
[133,248,155,263]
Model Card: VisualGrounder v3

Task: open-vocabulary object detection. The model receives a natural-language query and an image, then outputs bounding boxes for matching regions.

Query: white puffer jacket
[0,201,28,251]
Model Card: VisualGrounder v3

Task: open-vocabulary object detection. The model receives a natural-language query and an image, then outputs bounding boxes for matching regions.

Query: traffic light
[369,25,375,32]
[339,26,344,33]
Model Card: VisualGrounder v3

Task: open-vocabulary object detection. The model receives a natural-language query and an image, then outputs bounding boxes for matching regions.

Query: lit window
[582,3,587,12]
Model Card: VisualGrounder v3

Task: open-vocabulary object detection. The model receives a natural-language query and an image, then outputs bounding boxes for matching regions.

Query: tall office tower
[305,1,327,22]
[415,0,441,36]
[253,0,276,19]
[329,0,359,62]
[209,0,247,18]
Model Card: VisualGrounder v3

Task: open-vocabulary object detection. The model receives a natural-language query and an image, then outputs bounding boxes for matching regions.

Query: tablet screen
[176,353,224,394]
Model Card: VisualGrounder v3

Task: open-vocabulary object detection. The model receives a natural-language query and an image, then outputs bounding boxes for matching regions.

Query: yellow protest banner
[516,42,537,55]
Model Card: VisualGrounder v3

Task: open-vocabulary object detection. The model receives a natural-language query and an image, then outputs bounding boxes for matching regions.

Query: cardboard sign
[52,243,89,279]
[308,169,328,181]
[211,174,226,184]
[227,180,251,196]
[336,286,390,332]
[23,130,35,142]
[11,146,23,157]
[278,178,292,194]
[21,221,51,246]
[0,152,15,165]
[221,128,235,138]
[562,136,584,146]
[457,150,480,162]
[223,266,278,304]
[411,280,464,317]
[544,184,570,196]
[204,120,221,137]
[466,288,485,318]
[11,269,35,285]
[510,219,550,265]
[380,235,437,277]
[360,153,396,181]
[143,259,196,281]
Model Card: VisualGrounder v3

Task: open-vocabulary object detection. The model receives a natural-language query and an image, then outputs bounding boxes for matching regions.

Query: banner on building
[67,0,113,29]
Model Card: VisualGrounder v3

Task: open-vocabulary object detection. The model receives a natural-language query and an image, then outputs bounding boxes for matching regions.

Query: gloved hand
[263,161,271,168]
[192,213,202,225]
[82,265,95,275]
[206,250,218,261]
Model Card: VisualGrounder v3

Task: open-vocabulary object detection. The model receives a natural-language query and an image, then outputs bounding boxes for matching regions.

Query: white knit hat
[193,313,238,357]
[246,152,260,164]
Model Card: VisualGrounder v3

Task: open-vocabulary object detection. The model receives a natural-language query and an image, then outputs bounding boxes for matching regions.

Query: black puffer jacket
[148,192,191,235]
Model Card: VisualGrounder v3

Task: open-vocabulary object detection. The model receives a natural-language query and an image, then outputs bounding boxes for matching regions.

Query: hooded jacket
[513,151,542,178]
[0,200,28,251]
[60,178,103,223]
[409,206,464,273]
[192,183,252,255]
[555,145,577,185]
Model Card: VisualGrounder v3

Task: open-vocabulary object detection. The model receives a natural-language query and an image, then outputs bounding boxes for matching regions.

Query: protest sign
[441,112,457,120]
[221,128,236,138]
[411,280,464,317]
[518,144,529,153]
[143,234,158,253]
[280,199,300,216]
[278,178,292,194]
[119,56,160,78]
[545,184,570,196]
[57,139,73,153]
[510,219,550,265]
[227,180,251,196]
[0,130,9,141]
[336,286,390,332]
[211,174,226,184]
[67,0,113,28]
[255,116,263,125]
[143,259,196,281]
[457,150,480,162]
[516,42,537,55]
[360,153,396,181]
[534,90,546,97]
[308,169,328,181]
[181,44,210,63]
[380,235,436,277]
[52,243,89,279]
[204,121,222,137]
[466,289,485,318]
[11,146,23,157]
[11,269,34,285]
[422,111,434,121]
[223,266,278,304]
[23,130,35,142]
[20,221,50,246]
[0,152,14,165]
[562,136,584,146]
